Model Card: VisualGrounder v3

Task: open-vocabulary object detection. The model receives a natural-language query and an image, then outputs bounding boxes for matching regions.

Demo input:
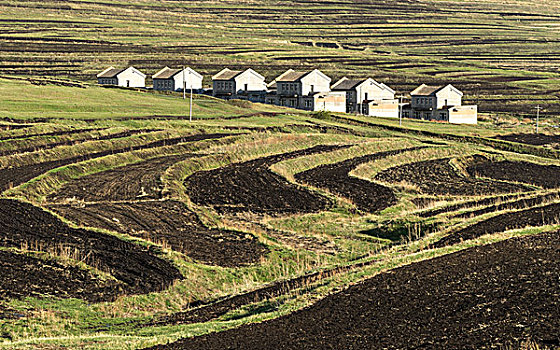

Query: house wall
[213,80,236,96]
[234,71,266,93]
[356,80,394,102]
[277,82,302,96]
[116,69,145,88]
[313,92,346,113]
[435,86,462,108]
[98,78,117,85]
[448,106,477,124]
[366,99,399,118]
[300,71,331,95]
[411,95,436,110]
[173,72,203,91]
[153,79,175,91]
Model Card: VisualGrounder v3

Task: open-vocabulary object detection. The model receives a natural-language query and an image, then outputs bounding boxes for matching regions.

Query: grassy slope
[0,78,287,120]
[1,0,560,117]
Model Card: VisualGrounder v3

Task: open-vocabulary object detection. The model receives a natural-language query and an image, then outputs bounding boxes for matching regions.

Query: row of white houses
[97,66,478,124]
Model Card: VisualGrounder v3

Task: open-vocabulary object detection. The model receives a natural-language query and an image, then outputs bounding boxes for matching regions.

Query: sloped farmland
[145,232,560,350]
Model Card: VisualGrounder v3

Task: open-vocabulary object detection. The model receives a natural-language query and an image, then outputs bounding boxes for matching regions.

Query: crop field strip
[294,146,427,213]
[2,0,560,116]
[185,144,352,215]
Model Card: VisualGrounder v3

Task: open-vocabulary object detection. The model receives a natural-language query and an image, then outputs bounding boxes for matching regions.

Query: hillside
[0,79,559,349]
[1,0,560,117]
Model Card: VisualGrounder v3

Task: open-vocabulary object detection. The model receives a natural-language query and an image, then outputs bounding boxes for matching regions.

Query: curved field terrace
[295,147,425,213]
[145,232,560,350]
[433,201,560,248]
[49,201,268,267]
[0,199,182,297]
[185,144,350,214]
[467,159,560,189]
[374,157,531,196]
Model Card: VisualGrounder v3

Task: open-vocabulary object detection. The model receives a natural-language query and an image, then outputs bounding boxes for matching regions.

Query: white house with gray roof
[404,84,477,124]
[331,77,397,117]
[97,66,146,88]
[212,68,267,102]
[152,67,203,92]
[266,69,345,112]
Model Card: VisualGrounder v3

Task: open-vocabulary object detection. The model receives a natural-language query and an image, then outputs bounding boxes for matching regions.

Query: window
[244,84,248,91]
[364,93,368,101]
[310,85,314,93]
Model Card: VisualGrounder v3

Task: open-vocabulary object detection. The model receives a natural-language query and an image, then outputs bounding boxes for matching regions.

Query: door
[126,80,130,87]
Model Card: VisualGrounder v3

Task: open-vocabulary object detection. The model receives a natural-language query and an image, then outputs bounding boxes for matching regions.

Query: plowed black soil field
[0,250,122,303]
[0,199,182,297]
[185,145,350,214]
[433,202,560,248]
[496,133,560,146]
[146,232,560,350]
[49,201,268,267]
[0,133,233,193]
[295,147,424,213]
[374,158,531,195]
[48,154,195,202]
[467,159,560,189]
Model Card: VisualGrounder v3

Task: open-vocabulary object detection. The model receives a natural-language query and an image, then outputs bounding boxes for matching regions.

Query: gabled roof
[331,77,368,91]
[97,67,126,78]
[212,68,242,80]
[276,69,309,82]
[379,82,396,94]
[153,67,182,79]
[97,66,146,79]
[237,68,265,82]
[410,84,443,96]
[411,83,463,97]
[153,67,203,80]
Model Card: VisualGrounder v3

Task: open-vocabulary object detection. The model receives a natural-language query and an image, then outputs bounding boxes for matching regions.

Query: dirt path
[48,154,195,202]
[0,199,182,297]
[145,232,560,349]
[375,157,531,195]
[49,201,268,267]
[295,147,424,213]
[185,145,350,214]
[433,201,560,248]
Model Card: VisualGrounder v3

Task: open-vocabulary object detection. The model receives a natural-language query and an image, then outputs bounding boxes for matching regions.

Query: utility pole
[182,66,186,100]
[398,95,403,127]
[189,69,193,122]
[536,105,541,134]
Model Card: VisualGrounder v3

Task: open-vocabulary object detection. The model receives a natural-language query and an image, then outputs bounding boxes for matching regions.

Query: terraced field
[0,75,559,349]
